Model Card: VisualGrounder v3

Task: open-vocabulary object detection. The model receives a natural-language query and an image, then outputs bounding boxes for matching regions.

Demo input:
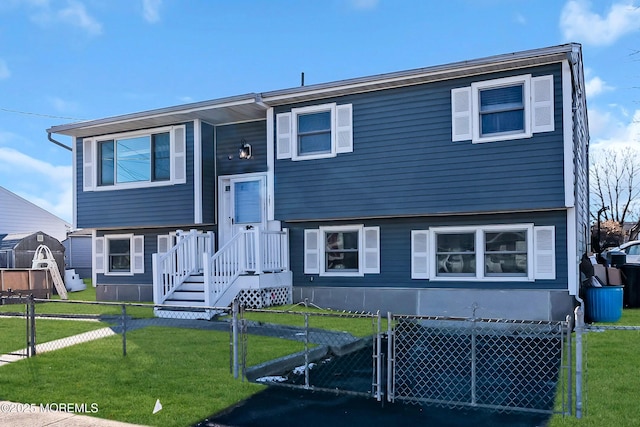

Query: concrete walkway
[0,401,149,427]
[0,326,116,367]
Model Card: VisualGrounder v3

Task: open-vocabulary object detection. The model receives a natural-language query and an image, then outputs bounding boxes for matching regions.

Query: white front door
[218,174,267,246]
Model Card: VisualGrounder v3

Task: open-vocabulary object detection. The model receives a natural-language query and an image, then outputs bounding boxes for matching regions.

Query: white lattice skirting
[237,286,292,308]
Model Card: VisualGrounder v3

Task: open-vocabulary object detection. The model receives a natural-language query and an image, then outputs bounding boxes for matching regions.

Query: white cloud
[514,13,526,25]
[142,0,162,23]
[349,0,379,10]
[585,76,614,98]
[58,0,102,36]
[0,59,10,80]
[48,96,78,114]
[589,108,640,153]
[560,0,640,46]
[23,0,102,36]
[0,146,72,222]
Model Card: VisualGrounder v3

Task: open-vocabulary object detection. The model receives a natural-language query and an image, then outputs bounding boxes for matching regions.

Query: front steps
[155,275,217,320]
[155,271,292,320]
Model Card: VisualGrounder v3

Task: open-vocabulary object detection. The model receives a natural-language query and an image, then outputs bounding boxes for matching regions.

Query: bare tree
[590,146,640,228]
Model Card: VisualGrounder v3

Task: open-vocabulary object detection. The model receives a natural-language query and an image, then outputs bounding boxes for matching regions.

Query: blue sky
[1,0,639,224]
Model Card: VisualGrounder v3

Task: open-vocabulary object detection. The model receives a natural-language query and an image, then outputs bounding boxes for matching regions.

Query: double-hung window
[276,103,353,161]
[478,83,525,137]
[304,225,380,277]
[451,74,554,144]
[94,234,145,276]
[411,224,555,281]
[83,125,185,191]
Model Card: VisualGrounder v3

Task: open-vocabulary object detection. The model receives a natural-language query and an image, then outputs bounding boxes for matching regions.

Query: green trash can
[586,286,623,322]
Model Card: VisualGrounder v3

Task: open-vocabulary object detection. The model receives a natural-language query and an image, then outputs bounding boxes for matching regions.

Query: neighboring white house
[0,186,71,241]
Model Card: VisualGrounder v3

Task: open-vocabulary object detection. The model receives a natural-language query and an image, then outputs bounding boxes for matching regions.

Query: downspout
[48,132,72,151]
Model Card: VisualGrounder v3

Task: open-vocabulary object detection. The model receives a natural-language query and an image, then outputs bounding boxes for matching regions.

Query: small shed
[0,231,65,274]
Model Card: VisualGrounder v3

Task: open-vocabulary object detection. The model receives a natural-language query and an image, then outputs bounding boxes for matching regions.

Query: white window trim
[428,224,535,282]
[471,75,532,144]
[83,125,186,192]
[291,103,337,161]
[104,233,136,276]
[319,224,364,277]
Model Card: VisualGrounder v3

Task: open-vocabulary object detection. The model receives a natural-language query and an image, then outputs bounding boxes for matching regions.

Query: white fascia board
[48,95,262,135]
[567,207,578,295]
[562,60,575,208]
[72,136,78,230]
[266,107,275,221]
[193,119,203,224]
[263,45,576,104]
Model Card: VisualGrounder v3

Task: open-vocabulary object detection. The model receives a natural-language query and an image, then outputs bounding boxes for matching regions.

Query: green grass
[548,308,640,427]
[0,284,155,319]
[0,326,304,427]
[0,317,108,355]
[241,303,385,337]
[5,289,639,426]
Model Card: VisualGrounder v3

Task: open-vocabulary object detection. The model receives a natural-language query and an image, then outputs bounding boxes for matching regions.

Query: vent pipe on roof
[48,132,72,151]
[301,72,305,86]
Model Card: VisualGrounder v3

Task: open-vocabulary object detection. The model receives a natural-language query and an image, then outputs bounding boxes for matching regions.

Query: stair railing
[203,227,289,307]
[152,229,214,304]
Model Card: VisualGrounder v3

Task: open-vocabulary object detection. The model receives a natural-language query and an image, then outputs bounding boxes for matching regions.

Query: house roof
[48,43,582,139]
[0,186,71,242]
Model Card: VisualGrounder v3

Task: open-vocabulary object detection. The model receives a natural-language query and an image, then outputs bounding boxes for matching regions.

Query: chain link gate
[387,314,571,415]
[236,305,384,400]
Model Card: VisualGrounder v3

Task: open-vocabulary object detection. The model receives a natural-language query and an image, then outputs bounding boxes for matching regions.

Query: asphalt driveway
[193,387,551,427]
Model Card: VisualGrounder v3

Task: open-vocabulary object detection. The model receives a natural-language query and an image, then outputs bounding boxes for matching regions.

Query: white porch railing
[203,228,289,307]
[152,229,215,304]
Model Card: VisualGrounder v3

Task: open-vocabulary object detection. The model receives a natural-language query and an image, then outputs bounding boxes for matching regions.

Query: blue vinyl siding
[201,122,216,224]
[216,120,267,176]
[287,211,568,290]
[96,226,216,287]
[76,123,195,228]
[275,64,564,221]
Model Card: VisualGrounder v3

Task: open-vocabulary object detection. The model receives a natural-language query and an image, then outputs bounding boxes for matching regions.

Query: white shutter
[531,75,554,133]
[534,226,555,280]
[304,229,320,274]
[157,235,171,254]
[276,112,292,159]
[363,226,380,274]
[451,87,472,141]
[172,126,186,184]
[94,236,105,274]
[83,139,94,191]
[411,230,429,279]
[335,104,353,154]
[132,235,145,274]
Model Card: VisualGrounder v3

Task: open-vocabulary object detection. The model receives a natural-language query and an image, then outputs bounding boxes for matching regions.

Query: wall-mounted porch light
[239,139,252,160]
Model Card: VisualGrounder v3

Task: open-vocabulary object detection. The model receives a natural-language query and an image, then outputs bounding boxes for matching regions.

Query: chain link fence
[387,315,571,415]
[239,305,383,399]
[1,293,580,418]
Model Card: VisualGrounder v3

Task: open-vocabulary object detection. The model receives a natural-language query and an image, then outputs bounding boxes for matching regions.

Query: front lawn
[548,308,640,427]
[0,326,304,427]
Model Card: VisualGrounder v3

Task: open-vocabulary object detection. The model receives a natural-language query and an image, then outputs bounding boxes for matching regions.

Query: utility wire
[0,107,86,121]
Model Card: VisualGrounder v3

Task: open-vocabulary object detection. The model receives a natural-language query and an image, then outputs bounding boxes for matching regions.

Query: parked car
[603,240,640,264]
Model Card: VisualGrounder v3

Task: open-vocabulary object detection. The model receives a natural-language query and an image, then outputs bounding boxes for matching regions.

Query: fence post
[232,299,239,379]
[27,295,36,357]
[574,305,585,419]
[566,315,573,416]
[121,304,127,357]
[304,312,310,389]
[375,311,383,402]
[386,312,393,403]
[470,317,477,406]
